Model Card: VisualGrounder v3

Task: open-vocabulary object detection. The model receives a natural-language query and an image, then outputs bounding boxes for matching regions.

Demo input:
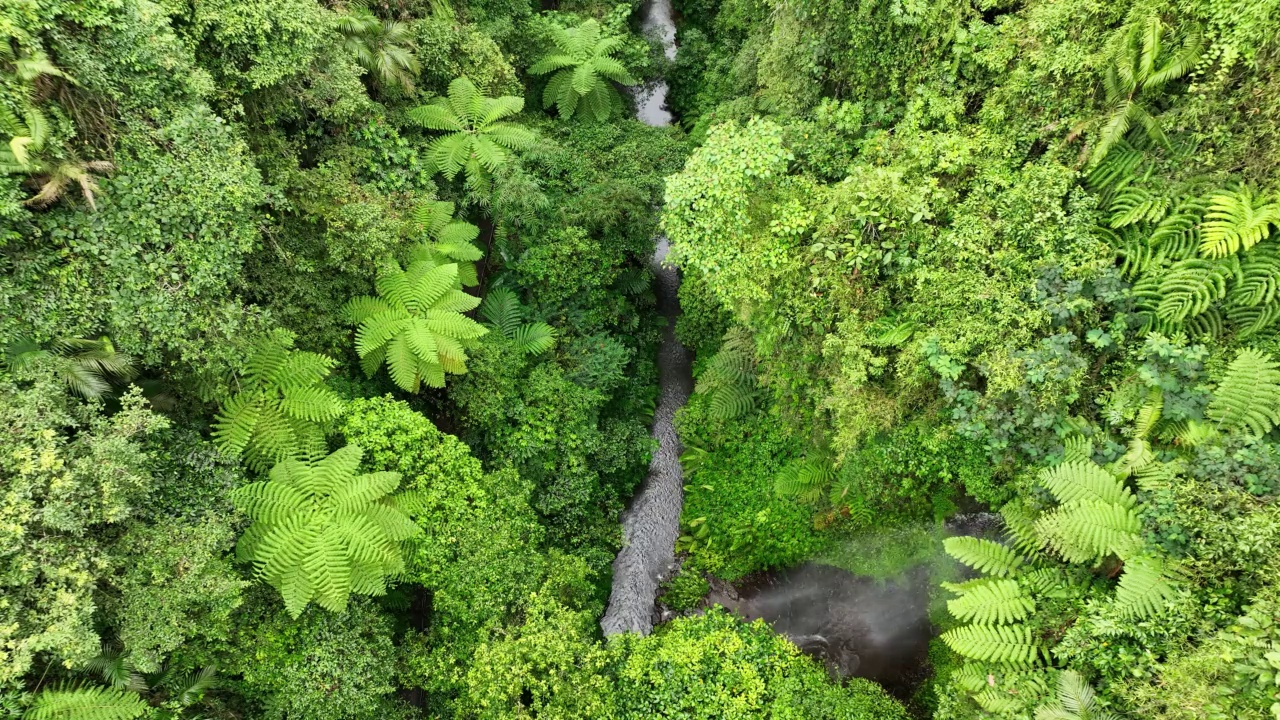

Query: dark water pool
[707,562,934,698]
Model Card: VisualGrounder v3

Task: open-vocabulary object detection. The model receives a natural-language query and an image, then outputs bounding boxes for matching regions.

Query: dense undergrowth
[661,0,1280,716]
[3,0,1280,717]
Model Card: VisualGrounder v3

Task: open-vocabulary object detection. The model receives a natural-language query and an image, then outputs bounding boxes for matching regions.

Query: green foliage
[773,454,835,504]
[1207,348,1280,436]
[343,259,487,392]
[608,609,910,719]
[943,537,1026,578]
[458,562,614,720]
[1200,187,1280,258]
[336,7,420,93]
[675,399,823,579]
[232,445,420,617]
[1033,671,1119,720]
[336,395,548,708]
[22,685,148,720]
[1090,17,1202,166]
[213,330,344,471]
[940,623,1042,667]
[659,567,710,611]
[480,287,558,355]
[107,517,247,673]
[0,380,168,684]
[3,336,136,399]
[407,76,537,195]
[694,328,757,421]
[529,19,636,121]
[231,594,404,720]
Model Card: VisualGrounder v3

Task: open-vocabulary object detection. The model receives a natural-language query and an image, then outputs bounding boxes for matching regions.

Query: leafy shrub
[676,399,823,580]
[659,567,710,611]
[608,609,910,719]
[231,594,406,720]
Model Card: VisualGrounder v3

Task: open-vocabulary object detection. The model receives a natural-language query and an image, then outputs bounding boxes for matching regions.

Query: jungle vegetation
[2,0,1280,717]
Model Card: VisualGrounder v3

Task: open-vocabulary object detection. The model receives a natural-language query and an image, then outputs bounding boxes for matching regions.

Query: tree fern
[233,445,421,617]
[1149,195,1205,260]
[941,623,1041,666]
[1112,555,1180,619]
[1227,300,1280,338]
[529,19,636,121]
[1062,435,1094,463]
[24,685,147,720]
[407,77,537,194]
[695,328,757,420]
[1207,348,1280,435]
[1034,671,1121,720]
[943,578,1035,625]
[1085,140,1147,193]
[213,331,344,471]
[344,260,487,391]
[1198,187,1280,258]
[479,287,558,355]
[943,536,1026,577]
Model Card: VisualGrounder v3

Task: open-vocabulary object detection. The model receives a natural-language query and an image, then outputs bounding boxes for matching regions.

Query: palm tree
[3,336,136,399]
[1088,17,1202,167]
[336,6,421,94]
[0,106,114,210]
[528,19,636,121]
[407,77,538,195]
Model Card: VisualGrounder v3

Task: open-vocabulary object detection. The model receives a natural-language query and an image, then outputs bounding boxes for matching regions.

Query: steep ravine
[600,0,686,636]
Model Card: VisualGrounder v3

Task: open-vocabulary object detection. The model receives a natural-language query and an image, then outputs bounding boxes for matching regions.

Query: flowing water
[600,0,686,637]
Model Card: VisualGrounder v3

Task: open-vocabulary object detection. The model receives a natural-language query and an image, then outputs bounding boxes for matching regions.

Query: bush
[608,609,910,719]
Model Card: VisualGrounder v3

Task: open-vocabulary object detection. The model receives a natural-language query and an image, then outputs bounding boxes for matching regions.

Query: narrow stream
[601,0,686,636]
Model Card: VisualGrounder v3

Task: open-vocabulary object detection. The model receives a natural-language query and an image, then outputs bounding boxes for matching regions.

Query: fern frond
[1062,435,1094,463]
[1156,258,1234,322]
[944,536,1025,577]
[511,322,557,355]
[774,456,836,504]
[1038,460,1135,509]
[1000,500,1044,557]
[1035,670,1121,720]
[1113,555,1181,619]
[25,685,148,720]
[941,624,1041,666]
[1109,186,1171,227]
[1232,243,1280,307]
[480,287,524,338]
[1207,348,1280,435]
[1200,187,1280,258]
[708,383,756,420]
[943,578,1035,624]
[1039,501,1142,562]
